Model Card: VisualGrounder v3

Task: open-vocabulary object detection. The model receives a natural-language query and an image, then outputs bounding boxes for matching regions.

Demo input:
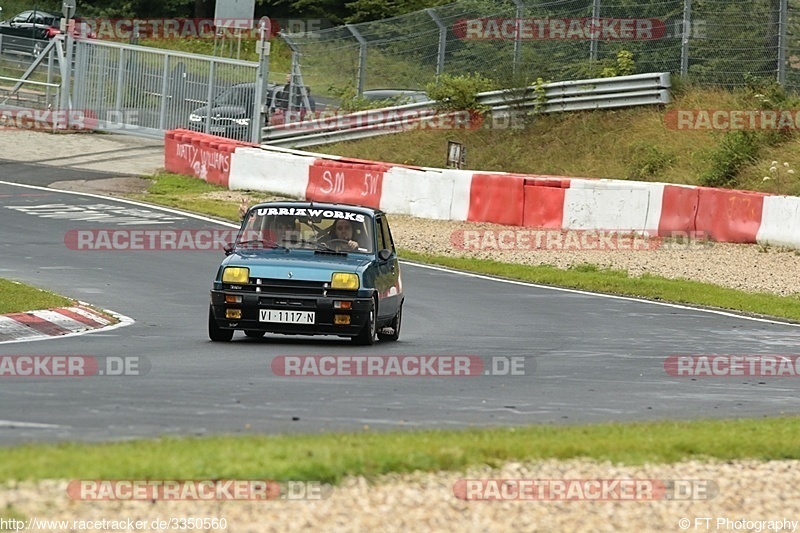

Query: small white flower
[763,176,772,181]
[785,162,790,167]
[789,170,796,175]
[772,161,779,165]
[770,166,778,172]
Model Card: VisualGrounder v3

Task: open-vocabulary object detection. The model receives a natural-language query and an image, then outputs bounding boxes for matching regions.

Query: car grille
[224,278,326,296]
[222,278,357,298]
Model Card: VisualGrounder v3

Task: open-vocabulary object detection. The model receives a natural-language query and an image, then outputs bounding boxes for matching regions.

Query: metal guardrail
[263,72,671,148]
[0,75,60,109]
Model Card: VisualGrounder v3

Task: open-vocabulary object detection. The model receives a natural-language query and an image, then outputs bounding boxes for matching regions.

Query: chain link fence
[283,0,800,98]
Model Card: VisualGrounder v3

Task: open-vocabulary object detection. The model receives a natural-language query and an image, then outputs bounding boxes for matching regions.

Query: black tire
[208,306,233,342]
[377,302,402,342]
[244,330,265,339]
[352,298,377,346]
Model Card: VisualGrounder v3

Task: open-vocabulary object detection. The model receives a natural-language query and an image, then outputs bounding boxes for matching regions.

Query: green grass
[3,417,800,482]
[131,172,800,323]
[399,250,800,322]
[129,172,282,222]
[0,279,73,314]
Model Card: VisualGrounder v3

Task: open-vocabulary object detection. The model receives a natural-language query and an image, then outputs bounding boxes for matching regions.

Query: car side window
[12,12,31,23]
[376,217,387,252]
[381,217,396,254]
[30,14,44,24]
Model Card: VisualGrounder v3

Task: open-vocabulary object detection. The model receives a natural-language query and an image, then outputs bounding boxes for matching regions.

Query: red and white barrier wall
[164,129,799,248]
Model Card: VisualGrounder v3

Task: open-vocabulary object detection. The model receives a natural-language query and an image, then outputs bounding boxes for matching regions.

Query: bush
[699,131,761,188]
[425,73,495,112]
[626,143,675,181]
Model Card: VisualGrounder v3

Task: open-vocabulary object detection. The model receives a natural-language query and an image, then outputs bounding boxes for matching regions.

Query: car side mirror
[378,249,391,261]
[223,242,234,256]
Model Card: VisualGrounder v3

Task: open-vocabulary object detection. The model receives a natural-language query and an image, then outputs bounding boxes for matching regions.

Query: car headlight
[189,113,202,122]
[222,267,249,284]
[234,118,251,126]
[331,272,359,290]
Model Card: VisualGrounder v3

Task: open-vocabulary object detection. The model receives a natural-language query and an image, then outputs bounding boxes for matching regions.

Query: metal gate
[1,33,267,141]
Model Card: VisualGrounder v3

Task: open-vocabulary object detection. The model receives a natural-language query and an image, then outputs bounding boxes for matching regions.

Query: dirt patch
[49,177,152,196]
[199,191,290,203]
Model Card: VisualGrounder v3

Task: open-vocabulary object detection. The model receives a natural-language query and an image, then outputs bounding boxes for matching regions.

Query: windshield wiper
[236,239,288,251]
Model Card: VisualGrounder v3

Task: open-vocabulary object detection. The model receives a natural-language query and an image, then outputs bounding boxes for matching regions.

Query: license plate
[259,309,315,324]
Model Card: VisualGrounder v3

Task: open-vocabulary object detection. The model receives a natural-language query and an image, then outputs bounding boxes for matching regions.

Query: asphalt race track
[1,166,800,446]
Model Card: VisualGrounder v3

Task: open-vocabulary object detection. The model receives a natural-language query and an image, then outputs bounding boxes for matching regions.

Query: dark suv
[188,82,278,142]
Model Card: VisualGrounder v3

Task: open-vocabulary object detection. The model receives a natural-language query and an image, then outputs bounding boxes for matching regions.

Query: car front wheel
[352,299,376,346]
[208,306,233,342]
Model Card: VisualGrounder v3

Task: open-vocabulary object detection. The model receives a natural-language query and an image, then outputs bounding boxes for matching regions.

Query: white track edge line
[1,181,795,328]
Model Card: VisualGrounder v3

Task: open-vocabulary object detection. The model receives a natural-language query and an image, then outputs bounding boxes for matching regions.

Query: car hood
[192,105,250,119]
[223,251,371,281]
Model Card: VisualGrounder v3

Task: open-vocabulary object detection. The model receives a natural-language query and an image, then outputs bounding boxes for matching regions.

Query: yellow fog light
[334,301,352,309]
[334,314,351,325]
[222,267,249,284]
[225,295,242,304]
[331,272,359,290]
[226,309,242,319]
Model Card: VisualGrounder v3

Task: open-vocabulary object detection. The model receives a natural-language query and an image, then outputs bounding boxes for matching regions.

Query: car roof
[361,89,430,102]
[248,201,385,217]
[18,10,59,17]
[229,82,278,90]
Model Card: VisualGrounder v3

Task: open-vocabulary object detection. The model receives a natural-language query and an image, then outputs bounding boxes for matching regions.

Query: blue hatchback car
[208,201,403,344]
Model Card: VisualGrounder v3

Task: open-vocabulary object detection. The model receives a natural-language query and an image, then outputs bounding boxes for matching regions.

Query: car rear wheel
[352,299,376,346]
[377,302,402,342]
[244,330,265,338]
[208,306,233,342]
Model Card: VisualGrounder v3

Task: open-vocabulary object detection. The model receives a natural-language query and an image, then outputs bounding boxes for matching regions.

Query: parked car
[188,82,278,141]
[208,201,404,345]
[361,89,431,104]
[0,9,93,57]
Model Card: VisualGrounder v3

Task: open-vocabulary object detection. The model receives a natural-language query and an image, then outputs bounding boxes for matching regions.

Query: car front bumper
[210,289,371,336]
[188,121,250,140]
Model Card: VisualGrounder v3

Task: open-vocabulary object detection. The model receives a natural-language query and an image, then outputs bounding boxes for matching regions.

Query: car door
[375,215,399,319]
[18,11,44,39]
[2,11,32,50]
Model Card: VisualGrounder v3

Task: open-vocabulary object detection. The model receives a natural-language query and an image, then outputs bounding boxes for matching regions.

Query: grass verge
[3,417,800,482]
[128,172,283,222]
[135,172,800,323]
[399,251,800,322]
[0,279,73,314]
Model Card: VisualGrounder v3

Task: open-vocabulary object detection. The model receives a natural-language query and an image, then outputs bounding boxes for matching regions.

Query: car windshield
[239,207,374,254]
[213,86,253,107]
